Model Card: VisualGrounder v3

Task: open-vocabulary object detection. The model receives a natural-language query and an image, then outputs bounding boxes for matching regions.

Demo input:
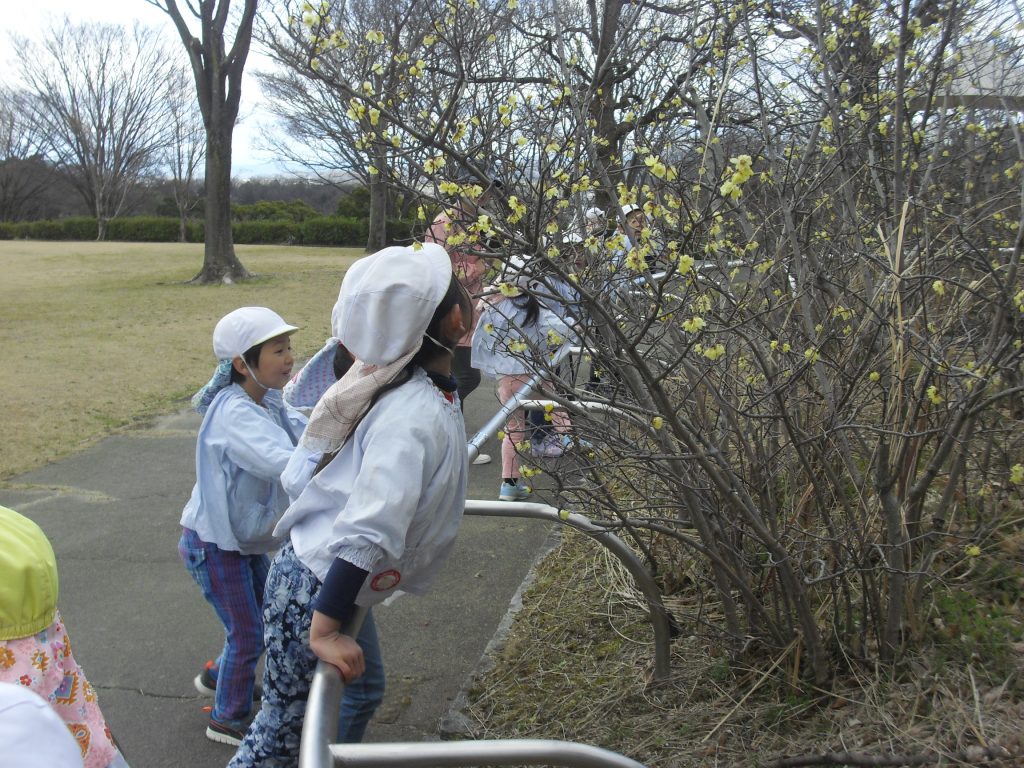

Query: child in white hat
[229,244,472,765]
[178,307,306,746]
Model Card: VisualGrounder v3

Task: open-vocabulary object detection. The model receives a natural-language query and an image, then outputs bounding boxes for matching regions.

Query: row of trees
[1,23,204,241]
[256,0,1024,690]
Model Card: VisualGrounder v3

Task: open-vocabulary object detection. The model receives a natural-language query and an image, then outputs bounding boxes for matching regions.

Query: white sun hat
[298,243,454,454]
[212,307,299,361]
[621,203,641,217]
[332,243,452,367]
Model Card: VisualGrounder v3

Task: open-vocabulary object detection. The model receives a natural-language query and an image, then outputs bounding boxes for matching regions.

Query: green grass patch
[0,240,362,479]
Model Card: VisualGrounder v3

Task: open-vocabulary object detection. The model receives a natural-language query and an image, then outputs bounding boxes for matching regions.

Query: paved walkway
[0,381,552,767]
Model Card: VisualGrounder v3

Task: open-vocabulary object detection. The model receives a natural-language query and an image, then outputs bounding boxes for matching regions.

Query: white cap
[621,203,641,216]
[584,207,606,223]
[212,307,299,361]
[0,683,84,768]
[333,244,453,366]
[562,232,584,245]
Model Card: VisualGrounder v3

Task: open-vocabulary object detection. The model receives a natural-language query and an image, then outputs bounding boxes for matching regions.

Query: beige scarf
[299,346,419,455]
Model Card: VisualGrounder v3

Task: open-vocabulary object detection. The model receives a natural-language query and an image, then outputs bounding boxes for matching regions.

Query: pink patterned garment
[0,611,119,768]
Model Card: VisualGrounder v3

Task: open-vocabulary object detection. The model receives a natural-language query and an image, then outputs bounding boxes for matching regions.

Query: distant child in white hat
[229,244,472,766]
[178,307,306,746]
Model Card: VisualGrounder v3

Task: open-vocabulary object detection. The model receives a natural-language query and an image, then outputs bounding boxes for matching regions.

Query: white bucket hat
[213,307,299,361]
[300,244,454,454]
[333,244,452,366]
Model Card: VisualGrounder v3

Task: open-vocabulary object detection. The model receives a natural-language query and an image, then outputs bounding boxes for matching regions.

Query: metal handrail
[300,607,368,768]
[463,500,672,680]
[302,659,647,768]
[322,739,648,766]
[465,348,673,681]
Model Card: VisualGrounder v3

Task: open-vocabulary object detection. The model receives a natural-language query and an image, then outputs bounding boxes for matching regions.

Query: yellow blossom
[703,343,726,361]
[964,545,981,557]
[498,282,520,298]
[932,280,945,296]
[651,416,664,430]
[926,385,942,404]
[1010,464,1024,484]
[682,316,706,333]
[869,371,881,382]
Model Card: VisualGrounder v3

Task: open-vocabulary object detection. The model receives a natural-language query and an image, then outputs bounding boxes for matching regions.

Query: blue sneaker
[498,480,530,501]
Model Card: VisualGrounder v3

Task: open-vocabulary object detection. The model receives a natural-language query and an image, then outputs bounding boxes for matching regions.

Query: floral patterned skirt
[0,610,121,768]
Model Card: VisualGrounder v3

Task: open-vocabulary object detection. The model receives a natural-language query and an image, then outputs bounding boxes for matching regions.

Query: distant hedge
[0,215,418,247]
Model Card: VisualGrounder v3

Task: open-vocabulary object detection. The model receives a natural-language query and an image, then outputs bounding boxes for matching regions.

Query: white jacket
[275,369,468,605]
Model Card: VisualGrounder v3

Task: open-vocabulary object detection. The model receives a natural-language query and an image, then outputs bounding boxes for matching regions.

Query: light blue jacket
[180,385,306,554]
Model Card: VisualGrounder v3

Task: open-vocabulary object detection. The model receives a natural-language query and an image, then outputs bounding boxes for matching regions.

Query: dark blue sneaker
[206,714,251,746]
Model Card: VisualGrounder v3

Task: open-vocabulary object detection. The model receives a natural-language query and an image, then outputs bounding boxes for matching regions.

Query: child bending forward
[230,244,471,765]
[472,256,576,501]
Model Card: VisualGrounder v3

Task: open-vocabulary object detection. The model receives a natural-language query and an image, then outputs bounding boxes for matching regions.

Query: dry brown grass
[465,529,1024,767]
[0,240,362,479]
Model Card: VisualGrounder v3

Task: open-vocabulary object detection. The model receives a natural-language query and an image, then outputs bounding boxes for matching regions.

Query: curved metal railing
[301,654,648,768]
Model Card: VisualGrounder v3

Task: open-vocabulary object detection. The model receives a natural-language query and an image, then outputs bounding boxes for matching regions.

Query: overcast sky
[0,0,289,178]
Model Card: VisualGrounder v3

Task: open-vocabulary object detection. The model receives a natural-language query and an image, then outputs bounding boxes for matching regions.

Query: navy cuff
[313,558,369,623]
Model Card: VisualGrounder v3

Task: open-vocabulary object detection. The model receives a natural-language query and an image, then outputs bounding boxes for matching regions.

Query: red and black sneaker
[206,714,251,747]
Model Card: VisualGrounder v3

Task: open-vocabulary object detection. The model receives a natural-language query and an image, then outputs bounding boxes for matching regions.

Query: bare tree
[0,87,52,222]
[164,66,206,242]
[15,21,173,239]
[257,0,476,250]
[150,0,257,283]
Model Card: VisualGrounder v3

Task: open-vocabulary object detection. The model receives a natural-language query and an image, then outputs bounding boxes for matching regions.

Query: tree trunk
[195,125,248,283]
[366,145,389,251]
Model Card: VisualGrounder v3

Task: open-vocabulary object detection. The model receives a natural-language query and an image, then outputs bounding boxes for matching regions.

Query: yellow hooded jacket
[0,506,58,641]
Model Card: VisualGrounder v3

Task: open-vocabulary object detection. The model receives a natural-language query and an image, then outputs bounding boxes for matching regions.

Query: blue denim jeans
[228,544,385,767]
[178,527,269,722]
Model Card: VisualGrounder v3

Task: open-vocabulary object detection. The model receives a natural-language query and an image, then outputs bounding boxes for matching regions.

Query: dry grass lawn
[0,240,362,480]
